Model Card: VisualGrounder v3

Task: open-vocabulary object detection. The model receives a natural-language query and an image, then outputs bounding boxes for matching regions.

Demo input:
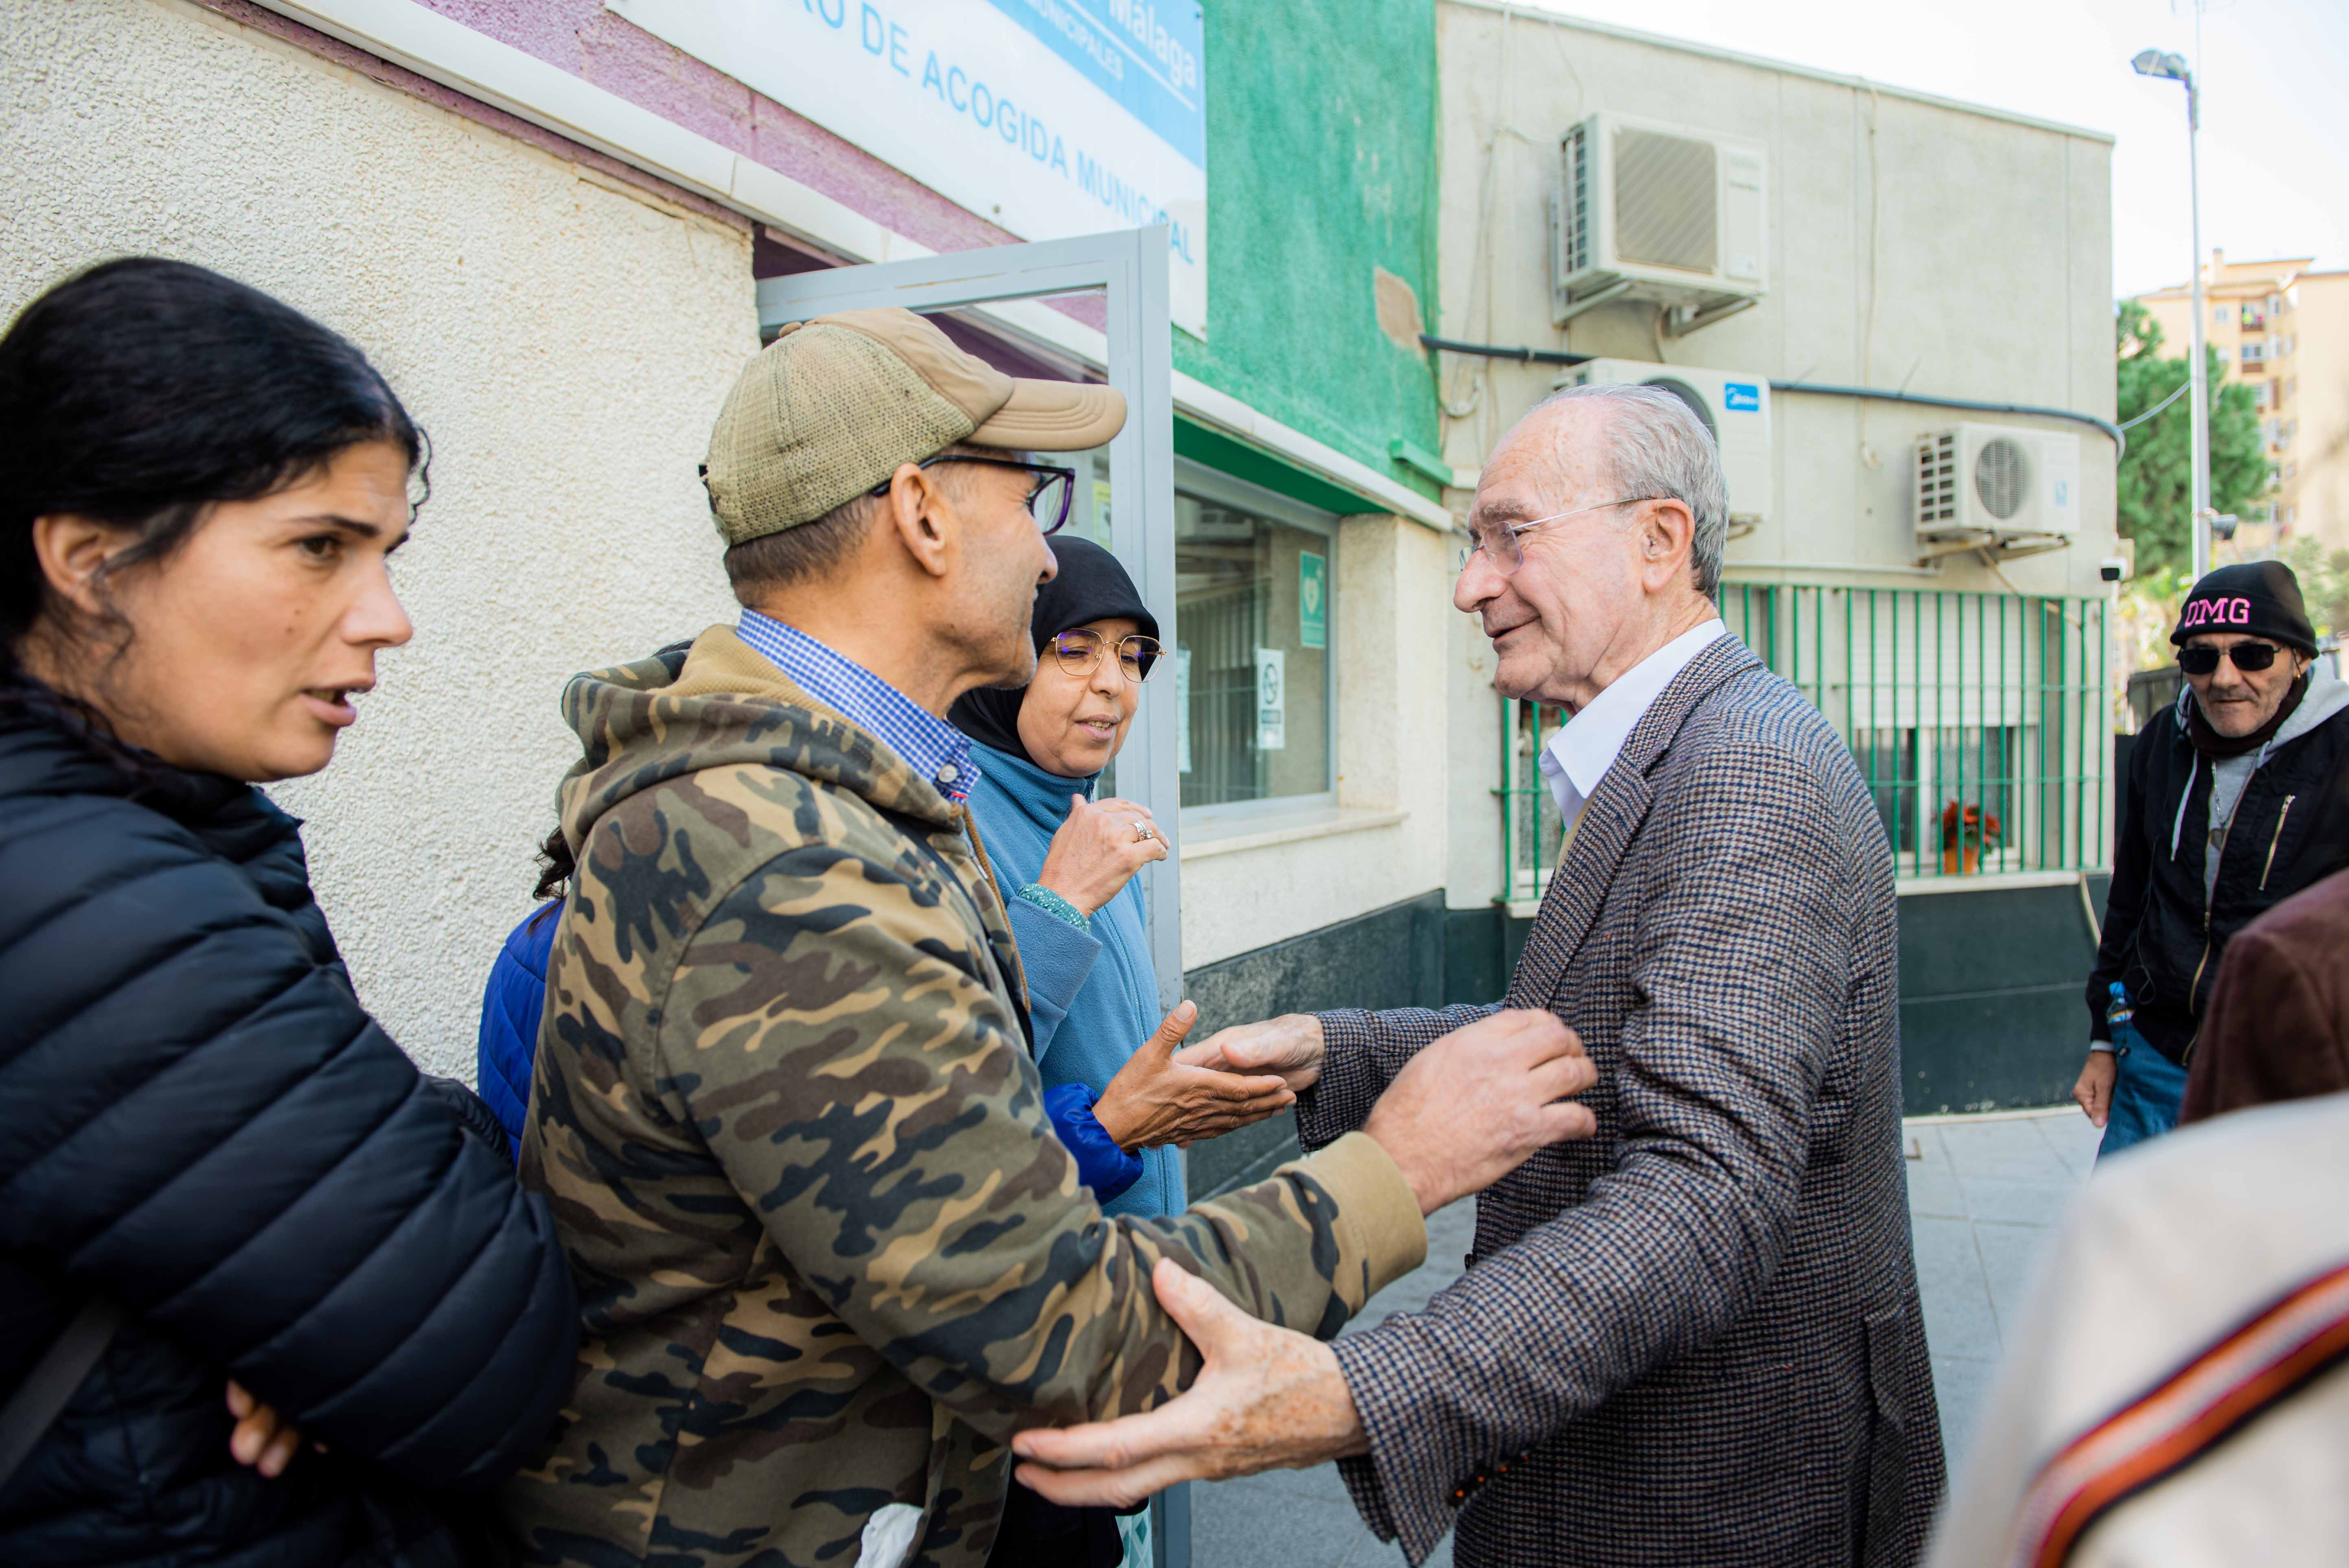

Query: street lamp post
[2133,48,2209,580]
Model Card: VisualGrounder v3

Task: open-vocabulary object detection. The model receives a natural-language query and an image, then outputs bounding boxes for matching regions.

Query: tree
[2115,300,2269,577]
[2273,534,2349,640]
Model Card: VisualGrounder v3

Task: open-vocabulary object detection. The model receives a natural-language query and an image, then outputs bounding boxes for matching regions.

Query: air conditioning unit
[1552,112,1767,337]
[1913,424,2080,562]
[1552,359,1772,536]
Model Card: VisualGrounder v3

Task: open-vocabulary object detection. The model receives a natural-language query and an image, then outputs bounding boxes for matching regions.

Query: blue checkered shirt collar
[735,610,978,802]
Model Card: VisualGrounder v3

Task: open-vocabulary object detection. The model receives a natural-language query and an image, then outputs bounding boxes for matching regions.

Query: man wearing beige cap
[500,308,1599,1568]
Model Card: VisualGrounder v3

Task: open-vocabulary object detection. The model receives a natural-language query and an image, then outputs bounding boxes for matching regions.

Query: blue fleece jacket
[967,741,1182,1219]
[473,866,1141,1201]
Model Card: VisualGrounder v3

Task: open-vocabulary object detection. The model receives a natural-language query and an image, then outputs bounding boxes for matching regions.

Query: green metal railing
[1498,586,2111,904]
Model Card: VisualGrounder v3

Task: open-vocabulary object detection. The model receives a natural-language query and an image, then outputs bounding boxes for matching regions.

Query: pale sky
[1516,0,2349,299]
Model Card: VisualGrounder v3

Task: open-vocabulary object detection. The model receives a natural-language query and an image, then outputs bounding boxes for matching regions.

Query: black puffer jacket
[2091,676,2349,1063]
[0,709,580,1565]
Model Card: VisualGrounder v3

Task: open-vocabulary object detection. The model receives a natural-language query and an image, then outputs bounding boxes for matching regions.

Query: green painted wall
[1184,0,1441,504]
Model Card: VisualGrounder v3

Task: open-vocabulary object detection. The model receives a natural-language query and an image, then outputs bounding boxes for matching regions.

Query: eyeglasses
[1050,629,1163,683]
[2178,641,2281,676]
[868,455,1077,534]
[1454,497,1659,575]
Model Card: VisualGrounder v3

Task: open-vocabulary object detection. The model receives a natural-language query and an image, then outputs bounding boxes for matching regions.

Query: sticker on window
[1255,647,1286,752]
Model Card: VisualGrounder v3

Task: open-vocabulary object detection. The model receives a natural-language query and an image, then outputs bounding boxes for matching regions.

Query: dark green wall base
[1183,877,2118,1196]
[1898,876,2109,1114]
[1454,879,2111,1115]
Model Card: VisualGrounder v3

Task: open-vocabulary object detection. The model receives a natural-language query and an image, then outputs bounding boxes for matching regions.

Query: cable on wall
[1422,334,1595,367]
[1418,338,2126,453]
[1771,380,2126,457]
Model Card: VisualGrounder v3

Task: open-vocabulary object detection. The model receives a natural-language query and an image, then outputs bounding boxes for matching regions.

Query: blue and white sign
[608,0,1208,336]
[1723,381,1761,413]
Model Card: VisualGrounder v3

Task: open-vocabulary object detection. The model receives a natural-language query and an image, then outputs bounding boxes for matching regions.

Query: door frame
[755,228,1185,1016]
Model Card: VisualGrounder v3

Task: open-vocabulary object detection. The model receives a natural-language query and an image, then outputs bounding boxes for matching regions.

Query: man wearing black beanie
[2078,560,2349,1156]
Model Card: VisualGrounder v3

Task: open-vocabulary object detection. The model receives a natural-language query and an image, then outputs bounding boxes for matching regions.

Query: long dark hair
[0,257,426,776]
[533,825,574,905]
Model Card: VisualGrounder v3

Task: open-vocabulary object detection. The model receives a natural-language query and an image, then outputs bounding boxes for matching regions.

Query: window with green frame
[1065,453,1337,815]
[1496,584,2110,903]
[1173,493,1332,808]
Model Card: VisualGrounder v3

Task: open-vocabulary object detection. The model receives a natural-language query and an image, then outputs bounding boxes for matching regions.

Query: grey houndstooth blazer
[1301,635,1944,1568]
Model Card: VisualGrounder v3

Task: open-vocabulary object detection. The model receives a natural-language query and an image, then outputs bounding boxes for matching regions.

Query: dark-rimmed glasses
[868,455,1076,534]
[1455,496,1660,575]
[2178,641,2280,676]
[1050,629,1163,683]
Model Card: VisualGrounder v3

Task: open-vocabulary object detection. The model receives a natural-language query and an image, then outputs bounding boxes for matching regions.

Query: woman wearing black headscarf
[951,538,1294,1568]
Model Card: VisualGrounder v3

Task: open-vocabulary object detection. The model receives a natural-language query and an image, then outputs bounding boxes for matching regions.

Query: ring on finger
[1133,821,1156,842]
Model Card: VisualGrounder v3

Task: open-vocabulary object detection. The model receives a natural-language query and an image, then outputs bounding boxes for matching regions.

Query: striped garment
[2011,1260,2349,1568]
[737,610,978,801]
[1922,1090,2349,1568]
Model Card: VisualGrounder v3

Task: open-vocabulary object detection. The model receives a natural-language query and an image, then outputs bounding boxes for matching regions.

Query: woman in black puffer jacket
[0,259,578,1565]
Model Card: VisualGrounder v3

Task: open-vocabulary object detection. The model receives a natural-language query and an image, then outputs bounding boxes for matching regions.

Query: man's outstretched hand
[1019,1012,1599,1504]
[1184,1008,1599,1216]
[1013,1257,1363,1507]
[1094,1001,1296,1150]
[1368,1008,1597,1216]
[1178,1013,1325,1093]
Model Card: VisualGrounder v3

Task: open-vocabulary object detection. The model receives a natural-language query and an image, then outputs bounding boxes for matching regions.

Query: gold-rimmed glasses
[1049,629,1163,683]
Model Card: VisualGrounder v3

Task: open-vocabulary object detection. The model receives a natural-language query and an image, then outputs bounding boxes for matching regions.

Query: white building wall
[1177,512,1454,968]
[2294,277,2349,552]
[1433,0,2120,908]
[1433,0,2117,602]
[0,0,754,1079]
[1445,595,1508,912]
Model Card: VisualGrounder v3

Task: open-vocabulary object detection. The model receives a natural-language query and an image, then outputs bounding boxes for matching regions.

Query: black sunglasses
[2178,641,2280,676]
[867,454,1076,534]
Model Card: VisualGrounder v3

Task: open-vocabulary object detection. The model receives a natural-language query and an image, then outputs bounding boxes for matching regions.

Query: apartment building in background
[2135,250,2349,551]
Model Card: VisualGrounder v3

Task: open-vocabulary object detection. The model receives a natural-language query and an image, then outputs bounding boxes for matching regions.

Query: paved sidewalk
[1907,1108,2102,1465]
[1189,1108,2103,1566]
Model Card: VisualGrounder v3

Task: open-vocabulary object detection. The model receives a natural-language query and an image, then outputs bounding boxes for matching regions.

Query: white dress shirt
[1537,619,1727,832]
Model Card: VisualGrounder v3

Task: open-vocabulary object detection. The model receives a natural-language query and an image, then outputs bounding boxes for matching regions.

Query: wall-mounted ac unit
[1913,424,2079,562]
[1553,359,1772,536]
[1552,112,1767,338]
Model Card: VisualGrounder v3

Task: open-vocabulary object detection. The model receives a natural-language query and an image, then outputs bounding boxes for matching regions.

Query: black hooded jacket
[2090,678,2349,1062]
[0,709,579,1565]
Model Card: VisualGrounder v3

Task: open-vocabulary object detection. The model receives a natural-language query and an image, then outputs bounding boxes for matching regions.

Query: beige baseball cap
[702,306,1126,546]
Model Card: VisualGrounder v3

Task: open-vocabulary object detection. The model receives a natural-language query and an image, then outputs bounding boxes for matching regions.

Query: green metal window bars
[1498,585,2111,908]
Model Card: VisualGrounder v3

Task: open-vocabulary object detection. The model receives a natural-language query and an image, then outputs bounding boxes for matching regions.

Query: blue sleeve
[1005,894,1102,1064]
[476,903,560,1165]
[1043,1082,1142,1203]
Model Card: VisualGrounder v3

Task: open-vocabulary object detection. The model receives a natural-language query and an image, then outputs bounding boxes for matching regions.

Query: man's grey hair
[1530,382,1730,596]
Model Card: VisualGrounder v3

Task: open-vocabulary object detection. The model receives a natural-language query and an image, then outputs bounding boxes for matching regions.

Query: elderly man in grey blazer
[1012,383,1944,1567]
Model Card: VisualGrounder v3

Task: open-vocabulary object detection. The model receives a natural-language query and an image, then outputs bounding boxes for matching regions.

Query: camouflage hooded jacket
[502,626,1426,1568]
